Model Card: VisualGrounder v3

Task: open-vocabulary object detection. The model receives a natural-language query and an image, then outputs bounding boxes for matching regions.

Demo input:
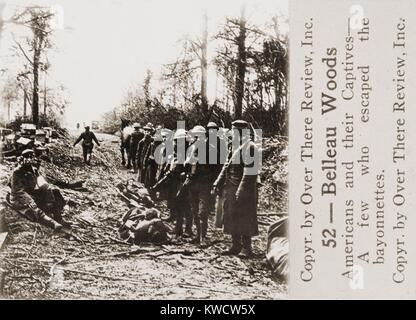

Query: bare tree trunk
[43,76,47,115]
[200,12,208,113]
[234,6,247,119]
[143,69,152,109]
[32,32,44,127]
[23,90,27,118]
[32,46,40,126]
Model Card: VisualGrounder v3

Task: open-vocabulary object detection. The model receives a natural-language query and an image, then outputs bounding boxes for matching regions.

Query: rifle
[150,172,172,192]
[175,175,193,200]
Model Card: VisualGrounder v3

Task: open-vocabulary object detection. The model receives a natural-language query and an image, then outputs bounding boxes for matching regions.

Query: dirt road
[0,132,287,299]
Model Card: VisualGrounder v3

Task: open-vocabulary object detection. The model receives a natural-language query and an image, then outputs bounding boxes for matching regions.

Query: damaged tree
[234,6,247,119]
[12,7,55,127]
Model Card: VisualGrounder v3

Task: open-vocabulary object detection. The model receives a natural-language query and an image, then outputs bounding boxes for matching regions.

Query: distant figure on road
[73,126,100,164]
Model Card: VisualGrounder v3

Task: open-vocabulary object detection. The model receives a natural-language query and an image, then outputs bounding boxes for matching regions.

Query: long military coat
[213,140,260,236]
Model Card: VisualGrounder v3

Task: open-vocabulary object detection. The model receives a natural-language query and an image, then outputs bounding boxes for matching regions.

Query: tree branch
[12,37,34,66]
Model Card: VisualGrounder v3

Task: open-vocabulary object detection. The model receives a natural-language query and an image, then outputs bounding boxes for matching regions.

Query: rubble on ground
[0,132,287,299]
[266,217,288,278]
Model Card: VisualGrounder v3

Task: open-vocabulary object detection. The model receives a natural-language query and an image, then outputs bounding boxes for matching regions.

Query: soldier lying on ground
[8,149,71,230]
[119,207,169,245]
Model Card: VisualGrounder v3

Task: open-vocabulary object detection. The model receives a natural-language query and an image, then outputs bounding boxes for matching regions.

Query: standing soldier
[73,126,101,165]
[155,128,172,184]
[144,126,164,193]
[129,123,144,173]
[186,125,221,246]
[137,123,154,183]
[212,120,260,258]
[152,129,193,239]
[206,122,228,217]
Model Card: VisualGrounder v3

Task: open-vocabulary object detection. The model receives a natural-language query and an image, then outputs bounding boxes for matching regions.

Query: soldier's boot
[39,213,63,231]
[222,235,242,256]
[132,161,138,174]
[175,212,184,239]
[241,236,254,258]
[184,213,194,238]
[200,220,208,247]
[183,229,193,238]
[126,154,132,169]
[53,211,71,228]
[191,222,201,244]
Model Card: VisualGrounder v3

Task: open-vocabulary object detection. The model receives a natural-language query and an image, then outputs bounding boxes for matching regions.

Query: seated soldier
[8,149,70,230]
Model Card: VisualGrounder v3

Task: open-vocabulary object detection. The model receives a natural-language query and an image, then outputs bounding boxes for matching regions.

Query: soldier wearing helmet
[184,125,219,246]
[212,120,260,258]
[129,123,144,173]
[8,149,71,230]
[153,128,193,239]
[206,121,229,218]
[136,122,154,182]
[73,125,101,165]
[155,129,173,183]
[143,126,164,193]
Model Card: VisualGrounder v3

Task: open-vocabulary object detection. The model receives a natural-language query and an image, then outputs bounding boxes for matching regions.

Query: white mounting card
[289,0,416,299]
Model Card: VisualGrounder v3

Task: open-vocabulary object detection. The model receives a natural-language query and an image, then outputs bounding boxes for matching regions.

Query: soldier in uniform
[185,125,222,246]
[153,129,193,239]
[129,123,144,173]
[137,123,154,183]
[144,126,164,193]
[212,120,260,258]
[73,126,101,164]
[9,149,70,230]
[155,128,172,184]
[206,122,228,217]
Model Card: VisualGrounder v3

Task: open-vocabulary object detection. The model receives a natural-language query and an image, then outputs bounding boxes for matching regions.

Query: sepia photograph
[0,0,288,300]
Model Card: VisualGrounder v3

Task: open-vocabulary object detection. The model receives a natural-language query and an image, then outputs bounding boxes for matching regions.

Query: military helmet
[143,122,154,131]
[21,149,35,158]
[191,125,206,135]
[133,122,141,128]
[207,121,219,129]
[231,119,248,128]
[161,128,173,137]
[173,129,188,140]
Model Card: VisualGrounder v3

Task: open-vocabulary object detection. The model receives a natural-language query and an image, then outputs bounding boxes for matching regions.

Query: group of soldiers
[121,119,261,257]
[7,119,261,258]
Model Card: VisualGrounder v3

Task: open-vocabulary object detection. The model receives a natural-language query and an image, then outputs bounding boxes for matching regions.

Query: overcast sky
[0,0,288,127]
